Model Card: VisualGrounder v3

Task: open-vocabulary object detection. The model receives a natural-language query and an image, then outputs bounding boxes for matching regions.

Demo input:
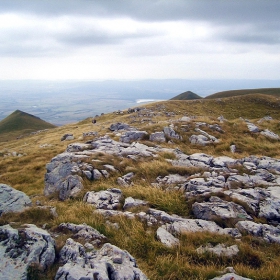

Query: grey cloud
[1,0,279,24]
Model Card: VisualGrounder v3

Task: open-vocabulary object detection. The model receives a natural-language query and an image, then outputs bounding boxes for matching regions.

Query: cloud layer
[0,0,279,79]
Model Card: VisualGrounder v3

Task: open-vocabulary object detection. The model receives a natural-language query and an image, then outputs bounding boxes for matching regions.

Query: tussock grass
[1,95,280,279]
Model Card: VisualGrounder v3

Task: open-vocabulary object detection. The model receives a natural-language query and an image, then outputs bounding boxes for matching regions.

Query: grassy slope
[0,95,280,279]
[170,90,202,100]
[206,87,280,99]
[0,110,56,142]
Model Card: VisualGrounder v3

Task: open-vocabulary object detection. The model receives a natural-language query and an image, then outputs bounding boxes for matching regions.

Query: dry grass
[1,96,280,279]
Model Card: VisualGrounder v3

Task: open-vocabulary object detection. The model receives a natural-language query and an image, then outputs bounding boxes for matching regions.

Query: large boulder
[55,238,148,280]
[0,224,55,280]
[0,184,31,215]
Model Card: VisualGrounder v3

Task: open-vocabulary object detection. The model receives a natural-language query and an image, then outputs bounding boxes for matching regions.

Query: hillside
[0,110,56,142]
[0,95,280,279]
[206,87,280,99]
[170,90,202,100]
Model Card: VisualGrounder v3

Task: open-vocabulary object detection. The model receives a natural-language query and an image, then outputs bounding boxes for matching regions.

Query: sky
[0,0,279,81]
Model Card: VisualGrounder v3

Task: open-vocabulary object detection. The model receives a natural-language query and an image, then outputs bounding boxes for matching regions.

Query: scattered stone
[257,116,273,123]
[83,131,98,138]
[110,122,132,131]
[61,133,74,141]
[260,129,280,140]
[180,116,192,122]
[0,183,32,215]
[189,134,211,146]
[156,226,180,247]
[164,126,181,140]
[120,131,148,143]
[246,121,259,133]
[117,172,135,187]
[196,243,239,257]
[211,272,252,280]
[123,197,148,210]
[83,188,123,210]
[0,224,55,280]
[149,131,166,142]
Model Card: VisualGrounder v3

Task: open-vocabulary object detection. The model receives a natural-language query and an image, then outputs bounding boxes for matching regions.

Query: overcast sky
[0,0,279,80]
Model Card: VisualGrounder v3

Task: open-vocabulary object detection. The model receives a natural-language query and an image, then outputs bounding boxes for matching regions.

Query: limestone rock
[120,131,148,143]
[61,133,74,141]
[163,126,181,140]
[58,223,106,243]
[260,129,280,140]
[192,196,252,221]
[123,197,148,210]
[83,188,123,210]
[156,226,179,247]
[189,134,211,146]
[196,243,239,257]
[0,224,55,280]
[211,273,252,280]
[246,121,259,133]
[55,239,148,280]
[117,172,135,187]
[236,221,280,243]
[149,131,166,142]
[0,184,31,215]
[110,122,132,131]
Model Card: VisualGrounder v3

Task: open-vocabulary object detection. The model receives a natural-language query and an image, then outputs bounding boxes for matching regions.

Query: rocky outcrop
[123,197,148,210]
[83,188,123,210]
[55,238,148,280]
[0,184,31,215]
[0,224,55,280]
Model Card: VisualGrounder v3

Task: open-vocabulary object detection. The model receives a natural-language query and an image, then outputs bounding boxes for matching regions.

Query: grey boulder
[55,238,148,280]
[0,183,31,215]
[0,224,55,280]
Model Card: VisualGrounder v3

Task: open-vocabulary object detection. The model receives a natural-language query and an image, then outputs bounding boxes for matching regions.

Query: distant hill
[0,110,56,141]
[205,88,280,99]
[170,91,202,100]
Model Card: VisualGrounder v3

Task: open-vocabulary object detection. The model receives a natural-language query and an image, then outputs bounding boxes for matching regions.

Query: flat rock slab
[196,243,239,257]
[0,224,55,280]
[0,184,31,215]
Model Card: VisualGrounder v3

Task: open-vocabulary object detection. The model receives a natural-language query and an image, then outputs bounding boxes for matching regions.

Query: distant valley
[1,79,280,125]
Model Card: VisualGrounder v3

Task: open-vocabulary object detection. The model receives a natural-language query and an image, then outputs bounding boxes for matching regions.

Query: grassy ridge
[0,110,56,142]
[206,88,280,99]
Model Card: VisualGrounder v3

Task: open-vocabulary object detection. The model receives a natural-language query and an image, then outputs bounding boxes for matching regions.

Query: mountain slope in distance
[0,110,56,141]
[206,88,280,99]
[170,91,202,100]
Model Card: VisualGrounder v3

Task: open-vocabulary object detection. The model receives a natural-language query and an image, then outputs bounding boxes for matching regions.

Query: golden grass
[1,96,280,279]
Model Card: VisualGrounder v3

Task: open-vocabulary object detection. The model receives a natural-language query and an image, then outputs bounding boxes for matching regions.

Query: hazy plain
[1,79,280,125]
